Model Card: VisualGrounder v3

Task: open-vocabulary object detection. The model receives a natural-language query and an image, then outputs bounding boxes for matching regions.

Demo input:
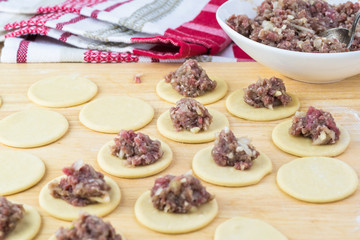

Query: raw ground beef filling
[212,127,260,170]
[55,213,122,240]
[49,161,111,207]
[111,130,163,166]
[226,0,360,53]
[0,197,25,240]
[151,174,213,213]
[289,106,340,145]
[170,98,213,133]
[243,77,292,109]
[165,59,217,97]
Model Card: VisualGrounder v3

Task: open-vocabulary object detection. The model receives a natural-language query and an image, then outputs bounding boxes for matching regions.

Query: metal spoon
[320,10,360,49]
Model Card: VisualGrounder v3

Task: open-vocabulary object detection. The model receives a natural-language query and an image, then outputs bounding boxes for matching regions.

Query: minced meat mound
[49,161,111,207]
[289,106,340,145]
[111,130,163,166]
[243,76,292,109]
[0,197,25,240]
[56,213,122,240]
[170,98,212,133]
[165,59,217,97]
[212,127,260,170]
[151,173,213,213]
[226,0,360,52]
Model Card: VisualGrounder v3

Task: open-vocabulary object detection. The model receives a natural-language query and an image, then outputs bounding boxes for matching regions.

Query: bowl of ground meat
[216,0,360,83]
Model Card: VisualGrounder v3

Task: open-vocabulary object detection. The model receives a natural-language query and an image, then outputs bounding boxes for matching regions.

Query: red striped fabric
[16,40,31,63]
[55,15,86,30]
[131,0,231,59]
[90,0,133,19]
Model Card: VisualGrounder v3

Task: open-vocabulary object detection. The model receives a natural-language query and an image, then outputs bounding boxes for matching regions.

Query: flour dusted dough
[0,151,45,195]
[156,78,228,105]
[192,146,272,187]
[157,109,229,143]
[98,139,173,178]
[79,96,154,133]
[6,204,41,240]
[39,176,121,221]
[134,191,218,234]
[277,157,358,203]
[28,75,98,107]
[272,120,350,157]
[214,217,288,240]
[226,90,300,121]
[0,109,69,148]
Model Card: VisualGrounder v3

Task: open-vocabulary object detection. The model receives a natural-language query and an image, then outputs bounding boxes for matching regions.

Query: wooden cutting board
[0,62,359,240]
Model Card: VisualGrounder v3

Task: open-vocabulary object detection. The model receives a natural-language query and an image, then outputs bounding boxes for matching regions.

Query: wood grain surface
[0,62,359,240]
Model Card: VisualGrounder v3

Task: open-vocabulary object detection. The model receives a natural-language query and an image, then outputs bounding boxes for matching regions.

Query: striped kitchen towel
[0,0,253,63]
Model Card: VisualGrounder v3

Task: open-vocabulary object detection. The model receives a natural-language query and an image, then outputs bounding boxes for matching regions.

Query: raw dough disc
[48,222,125,240]
[272,120,350,157]
[276,157,358,203]
[28,75,98,107]
[157,109,229,143]
[0,109,69,148]
[39,176,121,221]
[6,204,42,240]
[214,216,288,240]
[134,191,218,234]
[98,139,173,178]
[156,78,228,105]
[79,96,154,133]
[192,146,272,187]
[226,90,300,121]
[0,151,45,195]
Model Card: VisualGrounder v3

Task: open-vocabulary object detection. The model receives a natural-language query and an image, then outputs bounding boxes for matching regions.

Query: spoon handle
[347,10,360,49]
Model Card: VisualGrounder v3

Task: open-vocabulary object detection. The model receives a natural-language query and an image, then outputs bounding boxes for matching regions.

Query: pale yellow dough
[6,204,41,240]
[214,217,288,240]
[28,75,98,107]
[134,191,218,234]
[277,157,358,203]
[156,78,228,105]
[272,120,350,157]
[0,109,69,148]
[39,176,121,221]
[0,96,2,107]
[226,90,300,121]
[192,146,272,187]
[0,151,45,195]
[48,220,125,240]
[98,139,173,178]
[79,96,154,133]
[157,109,229,143]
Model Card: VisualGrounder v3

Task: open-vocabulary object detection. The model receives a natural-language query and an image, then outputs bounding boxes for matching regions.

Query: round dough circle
[214,217,288,240]
[276,157,358,203]
[156,78,228,105]
[48,222,126,240]
[0,151,45,195]
[0,109,69,148]
[272,120,350,157]
[226,90,300,121]
[157,109,229,143]
[39,176,121,221]
[98,139,173,178]
[134,191,218,234]
[28,75,98,108]
[6,204,42,240]
[192,146,272,187]
[79,96,154,133]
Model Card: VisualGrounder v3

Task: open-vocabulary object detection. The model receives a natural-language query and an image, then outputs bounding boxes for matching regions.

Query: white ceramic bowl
[216,0,360,83]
